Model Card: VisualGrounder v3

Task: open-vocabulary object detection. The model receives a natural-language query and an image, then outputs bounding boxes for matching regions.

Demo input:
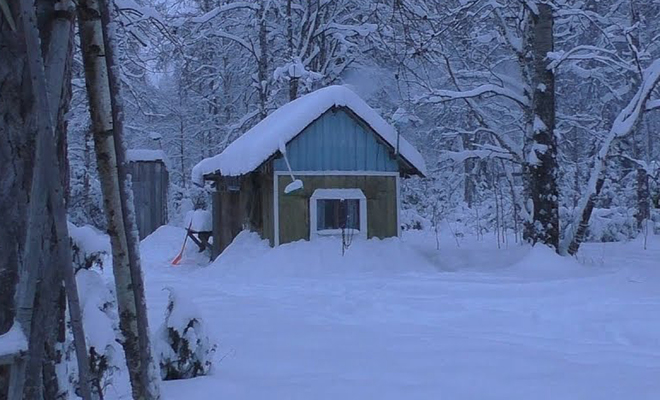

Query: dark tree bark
[286,0,299,101]
[628,2,651,230]
[2,0,91,398]
[522,3,560,251]
[567,178,604,256]
[257,2,269,118]
[0,4,35,397]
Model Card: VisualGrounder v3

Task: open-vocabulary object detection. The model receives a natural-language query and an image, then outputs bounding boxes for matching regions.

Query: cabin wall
[261,168,274,246]
[273,108,399,173]
[211,171,272,258]
[277,174,398,245]
[128,160,168,239]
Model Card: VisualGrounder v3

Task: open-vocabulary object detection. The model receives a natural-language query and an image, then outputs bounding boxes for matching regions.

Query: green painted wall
[277,175,397,245]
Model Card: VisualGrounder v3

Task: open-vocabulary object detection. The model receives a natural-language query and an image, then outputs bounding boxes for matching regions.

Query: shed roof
[192,85,426,185]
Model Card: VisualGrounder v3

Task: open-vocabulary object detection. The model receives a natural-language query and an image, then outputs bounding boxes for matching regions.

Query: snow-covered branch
[547,46,636,72]
[647,99,660,111]
[559,58,660,255]
[419,84,529,108]
[191,2,259,24]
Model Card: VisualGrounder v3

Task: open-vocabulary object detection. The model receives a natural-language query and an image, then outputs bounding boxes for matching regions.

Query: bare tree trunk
[9,0,92,398]
[522,3,560,251]
[566,178,604,256]
[257,2,269,118]
[629,2,651,230]
[98,0,161,396]
[0,2,34,396]
[0,0,28,337]
[286,0,299,101]
[461,134,475,208]
[179,117,187,188]
[77,0,160,397]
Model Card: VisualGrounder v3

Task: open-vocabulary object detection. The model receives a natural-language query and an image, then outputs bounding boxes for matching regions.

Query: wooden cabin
[192,86,426,258]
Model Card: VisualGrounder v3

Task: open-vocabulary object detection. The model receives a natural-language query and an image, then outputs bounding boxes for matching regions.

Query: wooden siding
[277,175,397,245]
[128,160,168,239]
[211,170,274,257]
[261,169,275,246]
[273,108,399,172]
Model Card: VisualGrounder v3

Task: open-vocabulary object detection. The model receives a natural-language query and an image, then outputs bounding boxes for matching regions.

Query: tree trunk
[0,1,35,396]
[628,2,651,230]
[8,0,92,399]
[8,0,91,398]
[257,2,269,118]
[286,0,299,100]
[77,0,160,397]
[522,3,560,251]
[98,0,161,396]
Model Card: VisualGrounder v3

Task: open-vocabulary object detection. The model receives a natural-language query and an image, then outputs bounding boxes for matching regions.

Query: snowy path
[138,227,660,400]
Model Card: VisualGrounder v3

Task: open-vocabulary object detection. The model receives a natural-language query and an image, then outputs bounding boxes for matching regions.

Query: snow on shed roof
[127,149,170,170]
[192,85,426,184]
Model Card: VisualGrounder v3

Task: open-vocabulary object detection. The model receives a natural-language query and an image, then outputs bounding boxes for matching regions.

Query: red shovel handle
[171,221,193,265]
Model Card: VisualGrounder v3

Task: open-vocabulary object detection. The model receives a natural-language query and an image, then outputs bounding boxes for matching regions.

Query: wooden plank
[126,160,169,239]
[261,169,274,246]
[212,191,222,258]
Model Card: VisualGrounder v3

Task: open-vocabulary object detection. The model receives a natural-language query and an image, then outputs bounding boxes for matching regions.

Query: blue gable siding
[273,108,399,172]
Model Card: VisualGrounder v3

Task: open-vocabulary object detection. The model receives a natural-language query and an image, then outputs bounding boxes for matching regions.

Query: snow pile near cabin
[210,231,436,278]
[136,227,660,400]
[191,85,426,184]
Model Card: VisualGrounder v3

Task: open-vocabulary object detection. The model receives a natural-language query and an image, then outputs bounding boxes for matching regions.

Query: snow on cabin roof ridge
[191,85,426,184]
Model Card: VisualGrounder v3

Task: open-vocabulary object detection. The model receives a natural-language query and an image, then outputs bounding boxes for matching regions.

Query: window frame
[309,188,367,239]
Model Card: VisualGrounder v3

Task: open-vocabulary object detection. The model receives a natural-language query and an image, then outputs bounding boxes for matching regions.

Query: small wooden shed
[127,149,169,239]
[192,86,426,257]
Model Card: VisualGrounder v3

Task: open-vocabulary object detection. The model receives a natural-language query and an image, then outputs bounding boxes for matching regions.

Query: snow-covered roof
[127,149,170,170]
[192,85,426,184]
[127,149,167,163]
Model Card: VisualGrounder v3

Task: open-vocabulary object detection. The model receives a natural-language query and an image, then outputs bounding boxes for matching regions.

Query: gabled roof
[192,85,426,185]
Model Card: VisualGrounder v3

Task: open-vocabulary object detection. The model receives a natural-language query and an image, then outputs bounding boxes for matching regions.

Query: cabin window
[310,189,367,238]
[317,199,360,231]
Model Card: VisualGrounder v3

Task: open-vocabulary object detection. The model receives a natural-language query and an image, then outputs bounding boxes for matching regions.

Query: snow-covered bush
[157,288,216,380]
[68,223,123,398]
[560,206,638,243]
[400,208,431,231]
[76,269,123,398]
[69,223,110,272]
[586,207,637,242]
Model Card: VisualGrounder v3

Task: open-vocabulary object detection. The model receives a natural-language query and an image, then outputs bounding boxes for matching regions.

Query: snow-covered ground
[129,226,660,400]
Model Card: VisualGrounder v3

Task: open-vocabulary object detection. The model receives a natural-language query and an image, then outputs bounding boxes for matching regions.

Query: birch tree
[77,0,160,397]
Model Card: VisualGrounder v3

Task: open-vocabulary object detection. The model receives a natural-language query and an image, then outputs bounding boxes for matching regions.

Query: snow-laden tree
[372,0,660,254]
